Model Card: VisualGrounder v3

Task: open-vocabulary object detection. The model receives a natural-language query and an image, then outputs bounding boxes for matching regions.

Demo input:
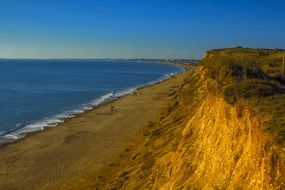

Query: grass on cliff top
[207,48,285,81]
[201,48,285,145]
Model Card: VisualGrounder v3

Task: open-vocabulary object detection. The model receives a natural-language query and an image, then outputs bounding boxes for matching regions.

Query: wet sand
[0,68,190,190]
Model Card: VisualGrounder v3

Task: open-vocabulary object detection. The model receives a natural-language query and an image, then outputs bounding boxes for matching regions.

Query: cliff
[106,48,285,189]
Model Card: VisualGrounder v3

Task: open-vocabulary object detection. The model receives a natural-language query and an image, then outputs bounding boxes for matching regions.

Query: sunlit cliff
[105,48,285,189]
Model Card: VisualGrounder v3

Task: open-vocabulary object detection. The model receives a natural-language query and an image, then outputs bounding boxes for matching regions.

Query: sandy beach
[0,66,191,190]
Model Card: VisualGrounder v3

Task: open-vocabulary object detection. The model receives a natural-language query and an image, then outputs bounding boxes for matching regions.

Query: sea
[0,59,183,143]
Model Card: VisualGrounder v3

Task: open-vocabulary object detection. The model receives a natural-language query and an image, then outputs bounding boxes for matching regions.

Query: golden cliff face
[104,49,285,189]
[148,60,285,189]
[153,96,284,189]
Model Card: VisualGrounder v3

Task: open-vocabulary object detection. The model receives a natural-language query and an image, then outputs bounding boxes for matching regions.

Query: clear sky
[0,0,284,59]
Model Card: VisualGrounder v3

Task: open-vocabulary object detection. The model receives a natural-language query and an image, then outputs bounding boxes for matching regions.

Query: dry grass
[203,48,285,145]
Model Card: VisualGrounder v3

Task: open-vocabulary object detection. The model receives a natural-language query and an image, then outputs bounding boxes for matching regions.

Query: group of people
[110,105,118,113]
[110,90,143,113]
[132,90,142,96]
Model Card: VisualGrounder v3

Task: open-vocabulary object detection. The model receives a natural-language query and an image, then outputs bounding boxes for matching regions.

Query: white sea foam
[113,88,135,98]
[0,68,183,144]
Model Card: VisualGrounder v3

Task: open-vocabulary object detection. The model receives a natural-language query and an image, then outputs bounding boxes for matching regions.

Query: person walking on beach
[111,105,118,113]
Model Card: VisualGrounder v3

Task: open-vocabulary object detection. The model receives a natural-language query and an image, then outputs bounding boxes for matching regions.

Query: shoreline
[0,71,179,148]
[0,66,191,190]
[0,63,187,146]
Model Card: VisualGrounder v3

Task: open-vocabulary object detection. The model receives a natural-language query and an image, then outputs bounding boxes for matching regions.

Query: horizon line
[0,57,200,61]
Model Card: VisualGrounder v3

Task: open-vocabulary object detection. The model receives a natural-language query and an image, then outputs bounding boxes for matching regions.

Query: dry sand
[0,68,190,190]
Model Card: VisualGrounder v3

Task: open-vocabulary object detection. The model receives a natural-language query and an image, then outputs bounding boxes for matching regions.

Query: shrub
[203,55,266,86]
[223,80,279,104]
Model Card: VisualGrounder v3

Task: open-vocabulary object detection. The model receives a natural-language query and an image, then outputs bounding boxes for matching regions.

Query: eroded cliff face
[105,63,285,190]
[153,96,285,189]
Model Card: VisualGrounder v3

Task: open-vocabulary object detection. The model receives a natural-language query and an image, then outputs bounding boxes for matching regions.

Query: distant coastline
[0,57,199,63]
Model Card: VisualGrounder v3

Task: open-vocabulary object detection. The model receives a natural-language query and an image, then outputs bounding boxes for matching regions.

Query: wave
[0,69,183,144]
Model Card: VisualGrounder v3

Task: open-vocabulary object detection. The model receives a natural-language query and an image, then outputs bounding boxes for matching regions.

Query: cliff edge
[105,48,285,189]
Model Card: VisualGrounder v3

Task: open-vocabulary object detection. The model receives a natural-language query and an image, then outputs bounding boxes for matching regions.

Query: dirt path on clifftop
[0,70,189,190]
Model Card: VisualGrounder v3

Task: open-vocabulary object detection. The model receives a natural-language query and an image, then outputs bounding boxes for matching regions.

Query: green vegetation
[223,80,280,104]
[201,48,285,145]
[207,48,285,80]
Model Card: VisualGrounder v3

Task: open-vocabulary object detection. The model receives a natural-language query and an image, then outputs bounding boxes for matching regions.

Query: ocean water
[0,59,182,143]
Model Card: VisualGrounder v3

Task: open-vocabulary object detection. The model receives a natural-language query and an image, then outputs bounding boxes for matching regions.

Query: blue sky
[0,0,284,59]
